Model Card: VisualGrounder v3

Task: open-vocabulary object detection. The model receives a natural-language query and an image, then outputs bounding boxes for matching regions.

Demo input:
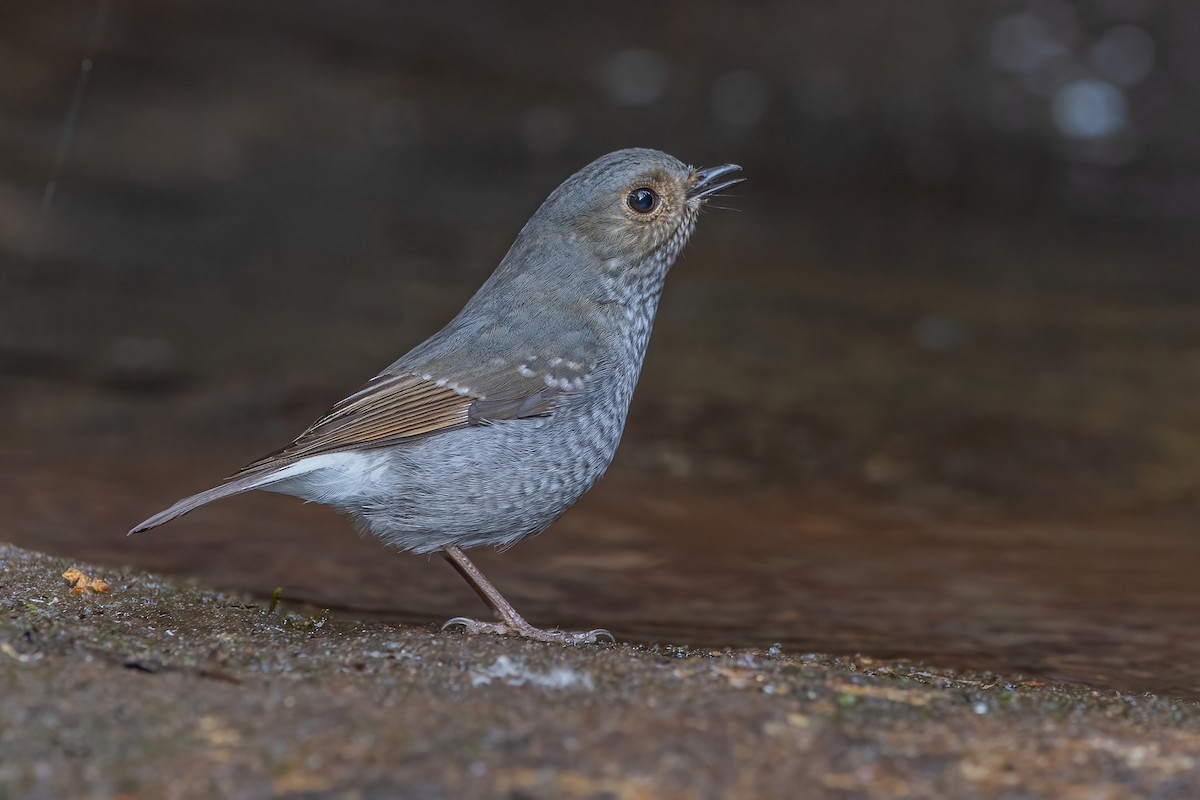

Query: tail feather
[129,470,282,534]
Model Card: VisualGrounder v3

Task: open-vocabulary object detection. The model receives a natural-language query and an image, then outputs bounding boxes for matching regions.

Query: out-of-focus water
[5,435,1200,699]
[7,249,1200,697]
[4,0,1200,699]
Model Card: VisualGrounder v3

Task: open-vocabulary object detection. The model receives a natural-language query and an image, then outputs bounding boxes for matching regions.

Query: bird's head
[512,148,743,300]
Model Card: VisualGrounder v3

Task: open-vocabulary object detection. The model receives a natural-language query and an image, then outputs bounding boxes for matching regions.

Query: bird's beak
[687,164,744,200]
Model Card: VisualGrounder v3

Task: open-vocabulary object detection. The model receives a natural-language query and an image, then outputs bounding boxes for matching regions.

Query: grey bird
[131,148,742,644]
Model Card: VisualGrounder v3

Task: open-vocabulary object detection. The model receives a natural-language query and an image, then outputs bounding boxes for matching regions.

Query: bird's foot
[441,616,614,645]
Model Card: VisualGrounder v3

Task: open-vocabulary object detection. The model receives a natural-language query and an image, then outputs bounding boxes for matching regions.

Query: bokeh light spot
[1053,79,1127,139]
[990,13,1065,74]
[1090,25,1155,87]
[602,49,669,106]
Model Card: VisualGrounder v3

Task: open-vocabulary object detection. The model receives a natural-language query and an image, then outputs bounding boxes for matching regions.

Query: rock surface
[2,543,1197,799]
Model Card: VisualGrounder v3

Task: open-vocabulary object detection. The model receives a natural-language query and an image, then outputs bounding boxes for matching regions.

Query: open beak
[687,163,744,200]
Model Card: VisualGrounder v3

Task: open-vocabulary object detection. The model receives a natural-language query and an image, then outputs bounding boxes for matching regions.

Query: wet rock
[1,543,1197,798]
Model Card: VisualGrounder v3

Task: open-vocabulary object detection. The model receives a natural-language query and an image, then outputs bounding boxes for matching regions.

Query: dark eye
[627,187,659,214]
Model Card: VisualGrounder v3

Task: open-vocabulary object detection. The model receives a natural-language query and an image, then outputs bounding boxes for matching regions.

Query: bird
[130,148,743,644]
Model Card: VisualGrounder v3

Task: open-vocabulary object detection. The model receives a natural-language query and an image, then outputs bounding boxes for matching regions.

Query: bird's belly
[278,403,628,554]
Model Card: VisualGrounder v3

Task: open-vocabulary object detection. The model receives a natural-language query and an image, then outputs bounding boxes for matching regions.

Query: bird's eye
[627,187,659,214]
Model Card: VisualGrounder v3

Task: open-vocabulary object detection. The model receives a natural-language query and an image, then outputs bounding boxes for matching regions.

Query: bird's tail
[129,469,284,534]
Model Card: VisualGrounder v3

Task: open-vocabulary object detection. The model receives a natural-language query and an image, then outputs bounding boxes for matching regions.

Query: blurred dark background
[3,1,1200,695]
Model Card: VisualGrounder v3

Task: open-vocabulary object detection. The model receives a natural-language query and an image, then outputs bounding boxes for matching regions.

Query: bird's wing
[231,358,592,477]
[130,358,594,534]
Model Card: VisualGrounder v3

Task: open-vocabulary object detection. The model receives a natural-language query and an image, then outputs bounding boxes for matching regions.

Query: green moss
[268,586,283,614]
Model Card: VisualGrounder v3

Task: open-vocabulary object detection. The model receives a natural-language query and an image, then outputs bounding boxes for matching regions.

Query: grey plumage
[131,148,742,642]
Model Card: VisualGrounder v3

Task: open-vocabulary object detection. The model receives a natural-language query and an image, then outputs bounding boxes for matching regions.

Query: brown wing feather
[235,373,474,474]
[232,367,580,478]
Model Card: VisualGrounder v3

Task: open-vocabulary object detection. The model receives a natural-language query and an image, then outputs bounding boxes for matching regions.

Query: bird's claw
[441,616,500,635]
[441,616,614,645]
[581,628,616,644]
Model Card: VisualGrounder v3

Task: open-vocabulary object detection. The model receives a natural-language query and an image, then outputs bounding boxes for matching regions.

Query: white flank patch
[263,450,392,505]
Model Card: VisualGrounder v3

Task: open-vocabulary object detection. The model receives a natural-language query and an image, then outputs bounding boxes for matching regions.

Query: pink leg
[440,545,612,645]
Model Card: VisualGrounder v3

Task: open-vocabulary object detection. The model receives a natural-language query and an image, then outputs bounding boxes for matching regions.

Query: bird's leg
[439,545,613,645]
